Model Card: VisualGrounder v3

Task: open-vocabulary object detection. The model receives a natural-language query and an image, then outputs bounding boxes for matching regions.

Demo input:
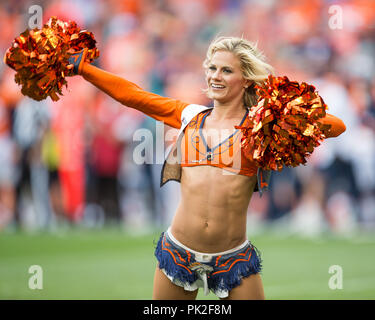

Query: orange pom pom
[236,75,331,171]
[4,17,99,101]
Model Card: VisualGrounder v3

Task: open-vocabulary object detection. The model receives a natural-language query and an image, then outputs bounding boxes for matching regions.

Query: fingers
[67,48,88,75]
[77,48,88,75]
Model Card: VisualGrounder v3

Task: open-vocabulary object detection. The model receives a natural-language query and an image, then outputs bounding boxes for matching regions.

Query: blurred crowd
[0,0,374,235]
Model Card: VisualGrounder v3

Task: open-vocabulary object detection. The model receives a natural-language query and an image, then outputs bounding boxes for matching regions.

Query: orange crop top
[180,108,259,177]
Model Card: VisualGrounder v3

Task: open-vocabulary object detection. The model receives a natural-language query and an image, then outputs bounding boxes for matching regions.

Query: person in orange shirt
[69,37,345,299]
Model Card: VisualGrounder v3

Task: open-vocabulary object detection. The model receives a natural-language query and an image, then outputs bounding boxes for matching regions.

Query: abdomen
[170,166,257,253]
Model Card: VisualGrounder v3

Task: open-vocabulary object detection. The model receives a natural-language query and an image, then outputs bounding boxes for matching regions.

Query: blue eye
[208,66,232,73]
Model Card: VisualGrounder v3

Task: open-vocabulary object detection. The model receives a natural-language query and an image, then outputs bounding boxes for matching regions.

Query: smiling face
[205,50,249,105]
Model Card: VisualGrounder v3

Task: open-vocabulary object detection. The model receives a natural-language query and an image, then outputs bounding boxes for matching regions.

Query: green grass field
[0,227,374,300]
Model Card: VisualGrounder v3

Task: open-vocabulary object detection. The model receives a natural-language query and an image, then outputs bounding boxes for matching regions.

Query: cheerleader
[68,37,345,300]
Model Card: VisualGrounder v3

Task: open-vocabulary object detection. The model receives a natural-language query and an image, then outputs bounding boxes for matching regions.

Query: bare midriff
[171,165,257,253]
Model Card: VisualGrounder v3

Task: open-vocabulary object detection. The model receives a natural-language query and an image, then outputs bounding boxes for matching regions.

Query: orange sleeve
[318,113,346,138]
[81,63,189,129]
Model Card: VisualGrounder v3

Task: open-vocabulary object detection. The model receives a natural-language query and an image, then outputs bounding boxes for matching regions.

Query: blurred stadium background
[0,0,374,299]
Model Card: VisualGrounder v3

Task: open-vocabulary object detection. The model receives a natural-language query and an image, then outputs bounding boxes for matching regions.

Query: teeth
[212,84,225,88]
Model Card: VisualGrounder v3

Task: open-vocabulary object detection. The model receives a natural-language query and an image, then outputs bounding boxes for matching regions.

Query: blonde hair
[203,36,274,107]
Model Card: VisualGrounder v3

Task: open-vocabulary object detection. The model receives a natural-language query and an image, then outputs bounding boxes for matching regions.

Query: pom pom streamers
[4,17,99,101]
[236,75,331,171]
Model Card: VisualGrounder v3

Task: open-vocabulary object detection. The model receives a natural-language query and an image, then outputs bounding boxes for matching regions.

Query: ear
[244,79,253,89]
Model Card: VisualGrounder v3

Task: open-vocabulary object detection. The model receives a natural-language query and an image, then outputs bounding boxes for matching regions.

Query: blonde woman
[69,37,346,300]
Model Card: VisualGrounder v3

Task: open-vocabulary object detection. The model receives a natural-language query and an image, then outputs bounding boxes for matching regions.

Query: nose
[211,69,222,81]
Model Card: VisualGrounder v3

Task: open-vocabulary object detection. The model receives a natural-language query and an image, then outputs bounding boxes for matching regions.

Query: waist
[171,207,248,253]
[166,227,250,263]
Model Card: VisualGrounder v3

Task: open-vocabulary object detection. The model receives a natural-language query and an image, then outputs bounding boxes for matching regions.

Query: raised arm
[318,113,346,138]
[69,50,189,129]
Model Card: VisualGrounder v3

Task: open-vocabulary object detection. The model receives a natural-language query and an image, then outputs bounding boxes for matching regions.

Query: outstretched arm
[69,51,189,129]
[81,63,189,128]
[319,113,346,138]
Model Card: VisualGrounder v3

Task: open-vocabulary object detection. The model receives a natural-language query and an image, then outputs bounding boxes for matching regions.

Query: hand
[67,48,88,75]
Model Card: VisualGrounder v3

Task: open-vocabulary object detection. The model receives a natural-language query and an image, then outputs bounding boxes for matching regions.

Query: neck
[211,99,247,121]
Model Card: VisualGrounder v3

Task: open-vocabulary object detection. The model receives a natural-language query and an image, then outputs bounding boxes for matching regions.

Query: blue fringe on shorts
[154,231,262,297]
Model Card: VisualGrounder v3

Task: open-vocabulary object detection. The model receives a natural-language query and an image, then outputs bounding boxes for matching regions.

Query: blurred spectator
[290,169,327,237]
[12,97,50,230]
[48,77,94,223]
[0,99,15,230]
[267,167,299,221]
[86,93,125,223]
[0,68,22,230]
[41,124,64,224]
